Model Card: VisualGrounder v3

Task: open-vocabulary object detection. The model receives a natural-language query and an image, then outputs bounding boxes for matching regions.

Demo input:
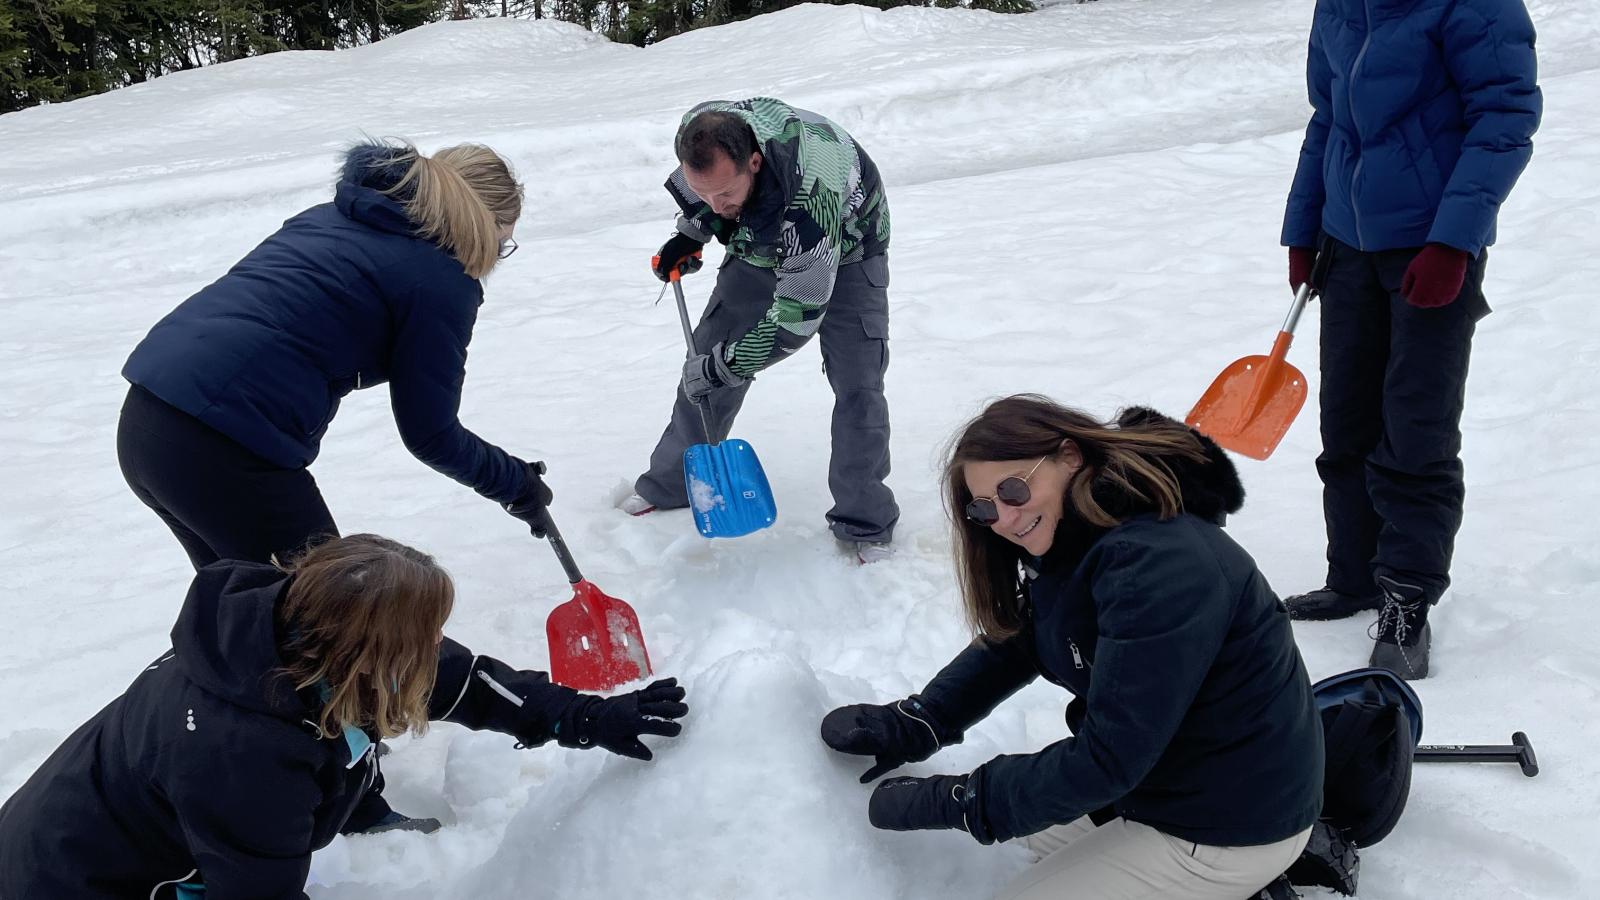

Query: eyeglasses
[965,457,1047,526]
[497,236,519,260]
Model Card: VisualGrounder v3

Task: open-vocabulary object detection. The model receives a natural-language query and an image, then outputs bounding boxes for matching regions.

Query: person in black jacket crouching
[822,396,1322,900]
[0,535,687,899]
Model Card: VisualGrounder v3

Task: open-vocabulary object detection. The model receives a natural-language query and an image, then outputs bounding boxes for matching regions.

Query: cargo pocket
[861,311,890,377]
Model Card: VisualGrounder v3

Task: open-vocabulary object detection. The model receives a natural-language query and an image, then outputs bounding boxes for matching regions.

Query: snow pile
[2,0,1599,898]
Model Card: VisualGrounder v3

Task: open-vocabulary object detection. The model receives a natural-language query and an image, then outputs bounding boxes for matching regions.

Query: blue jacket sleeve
[387,272,529,505]
[969,537,1234,842]
[1426,0,1541,254]
[1282,24,1335,248]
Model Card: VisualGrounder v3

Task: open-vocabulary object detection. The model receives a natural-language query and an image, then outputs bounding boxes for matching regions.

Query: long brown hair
[943,395,1207,639]
[275,534,455,740]
[379,143,523,280]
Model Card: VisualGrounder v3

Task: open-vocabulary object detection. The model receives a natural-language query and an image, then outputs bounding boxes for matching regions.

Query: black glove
[557,678,689,760]
[653,233,706,282]
[821,695,949,783]
[503,460,553,538]
[868,774,974,833]
[682,342,745,401]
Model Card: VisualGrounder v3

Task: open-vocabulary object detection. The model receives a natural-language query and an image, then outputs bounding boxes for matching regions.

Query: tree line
[1,0,1033,114]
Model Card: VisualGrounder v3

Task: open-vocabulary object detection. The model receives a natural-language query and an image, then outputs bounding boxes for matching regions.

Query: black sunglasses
[966,457,1046,526]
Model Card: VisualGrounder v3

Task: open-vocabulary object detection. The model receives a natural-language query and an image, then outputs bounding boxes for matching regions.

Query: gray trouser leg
[820,255,898,542]
[634,261,765,509]
[634,256,899,543]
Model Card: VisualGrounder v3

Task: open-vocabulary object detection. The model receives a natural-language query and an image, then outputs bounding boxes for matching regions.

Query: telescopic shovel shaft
[539,515,584,585]
[670,276,718,445]
[1415,732,1539,777]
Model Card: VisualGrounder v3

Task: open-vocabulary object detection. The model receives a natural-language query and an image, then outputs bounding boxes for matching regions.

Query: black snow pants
[634,255,900,543]
[1315,237,1489,603]
[117,384,394,832]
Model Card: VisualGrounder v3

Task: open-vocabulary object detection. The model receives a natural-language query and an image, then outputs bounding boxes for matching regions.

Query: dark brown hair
[676,110,758,173]
[943,395,1207,639]
[275,534,455,740]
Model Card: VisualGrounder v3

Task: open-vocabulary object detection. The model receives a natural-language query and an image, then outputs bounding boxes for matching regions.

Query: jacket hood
[334,142,419,238]
[1034,407,1245,572]
[1110,406,1245,524]
[172,561,309,721]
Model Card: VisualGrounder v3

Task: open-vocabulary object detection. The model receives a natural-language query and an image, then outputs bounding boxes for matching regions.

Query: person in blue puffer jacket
[1279,0,1541,679]
[121,140,550,571]
[118,140,552,833]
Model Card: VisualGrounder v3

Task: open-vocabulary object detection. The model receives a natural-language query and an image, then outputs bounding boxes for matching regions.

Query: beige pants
[993,817,1312,900]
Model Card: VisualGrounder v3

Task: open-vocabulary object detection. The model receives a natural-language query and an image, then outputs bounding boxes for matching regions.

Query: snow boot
[1283,586,1383,621]
[618,493,657,516]
[1368,575,1432,681]
[854,542,894,565]
[360,810,442,835]
[1254,874,1300,900]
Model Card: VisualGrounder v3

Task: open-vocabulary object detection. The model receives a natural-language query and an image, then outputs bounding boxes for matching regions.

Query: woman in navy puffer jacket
[120,141,552,574]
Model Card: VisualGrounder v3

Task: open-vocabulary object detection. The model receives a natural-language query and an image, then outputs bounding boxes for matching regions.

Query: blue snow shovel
[667,264,777,538]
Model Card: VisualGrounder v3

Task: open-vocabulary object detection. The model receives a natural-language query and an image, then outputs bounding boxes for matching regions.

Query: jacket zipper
[1069,641,1085,669]
[1348,0,1373,250]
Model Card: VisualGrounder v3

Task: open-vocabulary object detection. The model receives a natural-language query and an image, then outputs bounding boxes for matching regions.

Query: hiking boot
[1283,586,1384,621]
[360,810,442,835]
[1368,575,1432,680]
[618,493,657,516]
[853,542,894,565]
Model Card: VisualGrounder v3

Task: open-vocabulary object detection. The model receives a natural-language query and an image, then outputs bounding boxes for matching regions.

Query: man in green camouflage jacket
[621,98,898,561]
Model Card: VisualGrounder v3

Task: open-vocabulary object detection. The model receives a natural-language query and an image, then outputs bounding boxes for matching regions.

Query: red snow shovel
[1187,283,1312,460]
[540,510,651,691]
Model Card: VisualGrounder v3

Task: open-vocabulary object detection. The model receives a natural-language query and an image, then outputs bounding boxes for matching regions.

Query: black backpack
[1287,667,1422,895]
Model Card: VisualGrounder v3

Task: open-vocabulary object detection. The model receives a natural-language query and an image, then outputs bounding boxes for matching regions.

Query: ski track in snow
[2,0,1598,896]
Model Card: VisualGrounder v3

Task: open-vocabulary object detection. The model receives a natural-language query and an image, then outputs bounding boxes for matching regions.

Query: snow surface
[3,0,1599,897]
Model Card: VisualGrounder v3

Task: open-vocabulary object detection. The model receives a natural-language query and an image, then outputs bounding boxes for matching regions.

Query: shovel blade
[1187,353,1308,460]
[546,580,651,691]
[683,438,777,538]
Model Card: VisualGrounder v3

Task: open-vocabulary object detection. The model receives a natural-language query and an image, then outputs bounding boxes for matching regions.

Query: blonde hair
[381,143,524,280]
[275,534,455,740]
[943,395,1208,639]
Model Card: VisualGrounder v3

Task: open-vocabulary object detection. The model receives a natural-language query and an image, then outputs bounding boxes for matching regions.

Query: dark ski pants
[117,384,394,832]
[635,255,900,543]
[1315,237,1488,603]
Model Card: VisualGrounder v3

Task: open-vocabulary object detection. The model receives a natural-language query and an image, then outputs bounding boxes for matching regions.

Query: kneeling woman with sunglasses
[823,396,1322,900]
[0,535,687,899]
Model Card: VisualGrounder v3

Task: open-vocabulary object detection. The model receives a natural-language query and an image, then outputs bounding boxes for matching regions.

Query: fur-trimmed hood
[1111,406,1245,525]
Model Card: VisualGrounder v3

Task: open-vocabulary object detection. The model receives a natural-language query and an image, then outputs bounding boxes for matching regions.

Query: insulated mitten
[503,461,554,538]
[868,774,973,833]
[1289,246,1317,291]
[558,678,689,760]
[1400,243,1470,309]
[682,342,744,401]
[653,233,706,282]
[821,696,949,783]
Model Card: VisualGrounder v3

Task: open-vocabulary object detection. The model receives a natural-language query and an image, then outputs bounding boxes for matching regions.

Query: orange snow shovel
[1186,283,1313,460]
[538,502,651,691]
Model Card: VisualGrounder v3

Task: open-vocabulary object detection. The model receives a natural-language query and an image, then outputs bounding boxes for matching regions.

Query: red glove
[1289,246,1317,291]
[1401,243,1471,309]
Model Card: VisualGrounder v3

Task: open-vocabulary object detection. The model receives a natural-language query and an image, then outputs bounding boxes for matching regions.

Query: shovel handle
[671,277,719,445]
[1279,282,1313,338]
[539,513,584,585]
[1415,732,1539,777]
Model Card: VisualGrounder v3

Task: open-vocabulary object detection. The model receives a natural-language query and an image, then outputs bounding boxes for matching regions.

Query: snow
[2,0,1599,897]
